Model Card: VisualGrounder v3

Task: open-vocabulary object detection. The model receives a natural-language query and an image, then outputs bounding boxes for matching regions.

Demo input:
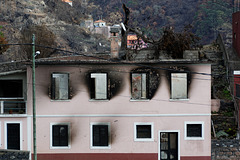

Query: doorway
[5,122,21,150]
[159,131,179,160]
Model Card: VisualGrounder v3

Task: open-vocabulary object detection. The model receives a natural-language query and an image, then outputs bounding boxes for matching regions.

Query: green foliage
[222,89,232,100]
[193,0,232,43]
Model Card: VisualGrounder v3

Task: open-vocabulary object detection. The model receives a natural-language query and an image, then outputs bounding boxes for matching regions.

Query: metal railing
[0,101,26,114]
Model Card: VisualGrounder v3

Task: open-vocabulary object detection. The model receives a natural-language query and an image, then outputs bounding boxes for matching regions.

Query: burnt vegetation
[121,4,201,59]
[20,25,56,60]
[0,26,9,54]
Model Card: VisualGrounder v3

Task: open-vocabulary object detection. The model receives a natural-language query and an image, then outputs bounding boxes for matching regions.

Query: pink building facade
[0,57,211,160]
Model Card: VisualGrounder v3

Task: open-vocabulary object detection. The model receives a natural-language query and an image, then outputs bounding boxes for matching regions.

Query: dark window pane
[52,125,68,147]
[7,123,20,150]
[93,125,108,146]
[236,84,240,98]
[137,125,151,138]
[187,124,202,137]
[0,80,23,98]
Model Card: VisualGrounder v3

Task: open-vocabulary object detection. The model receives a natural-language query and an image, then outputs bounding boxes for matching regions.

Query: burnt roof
[26,54,211,66]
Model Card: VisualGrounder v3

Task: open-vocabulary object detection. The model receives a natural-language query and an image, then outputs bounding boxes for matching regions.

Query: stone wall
[0,61,26,73]
[212,139,240,160]
[0,149,29,160]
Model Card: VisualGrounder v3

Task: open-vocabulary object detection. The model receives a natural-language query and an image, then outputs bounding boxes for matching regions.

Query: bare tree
[20,25,56,60]
[121,4,200,59]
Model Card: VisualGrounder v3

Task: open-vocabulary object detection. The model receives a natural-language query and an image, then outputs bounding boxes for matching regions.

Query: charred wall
[84,67,124,99]
[130,67,161,99]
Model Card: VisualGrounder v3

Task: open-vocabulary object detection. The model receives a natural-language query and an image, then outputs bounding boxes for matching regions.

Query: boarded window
[187,124,202,137]
[136,125,151,138]
[92,125,109,146]
[52,125,69,147]
[51,73,69,100]
[90,73,107,100]
[0,80,23,98]
[171,73,187,99]
[131,73,147,99]
[236,84,240,98]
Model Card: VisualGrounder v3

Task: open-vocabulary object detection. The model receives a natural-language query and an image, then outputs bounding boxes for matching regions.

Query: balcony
[0,101,26,114]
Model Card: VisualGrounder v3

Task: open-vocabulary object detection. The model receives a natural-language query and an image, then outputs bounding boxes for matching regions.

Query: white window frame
[50,122,71,149]
[4,121,22,150]
[134,122,154,141]
[184,121,204,140]
[51,73,69,101]
[90,73,108,100]
[158,130,180,160]
[90,122,111,149]
[170,73,188,100]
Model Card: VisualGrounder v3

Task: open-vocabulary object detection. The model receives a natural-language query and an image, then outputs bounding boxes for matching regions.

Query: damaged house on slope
[7,27,210,160]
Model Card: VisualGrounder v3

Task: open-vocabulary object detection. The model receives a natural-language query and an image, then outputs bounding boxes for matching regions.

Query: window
[185,122,204,140]
[131,73,148,99]
[51,123,70,148]
[236,84,240,98]
[90,73,107,100]
[91,122,110,148]
[0,80,23,98]
[171,73,187,99]
[51,73,69,100]
[134,123,153,141]
[5,121,22,150]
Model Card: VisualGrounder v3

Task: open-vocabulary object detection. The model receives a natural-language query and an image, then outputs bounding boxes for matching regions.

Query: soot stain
[130,67,161,99]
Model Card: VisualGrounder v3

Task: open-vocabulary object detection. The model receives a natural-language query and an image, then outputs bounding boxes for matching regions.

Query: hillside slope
[0,0,233,61]
[0,0,110,61]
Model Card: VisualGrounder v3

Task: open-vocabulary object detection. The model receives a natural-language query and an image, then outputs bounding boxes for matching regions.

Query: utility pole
[32,34,37,160]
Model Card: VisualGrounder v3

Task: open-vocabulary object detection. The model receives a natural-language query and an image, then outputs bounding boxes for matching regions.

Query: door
[160,132,178,160]
[7,123,20,150]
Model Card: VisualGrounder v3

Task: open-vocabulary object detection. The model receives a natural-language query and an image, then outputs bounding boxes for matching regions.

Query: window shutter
[132,73,142,99]
[52,125,68,147]
[52,125,60,146]
[51,73,69,100]
[93,125,100,146]
[187,124,202,137]
[137,125,151,138]
[100,125,108,146]
[171,73,187,99]
[59,125,68,146]
[93,125,108,146]
[90,73,107,99]
[132,73,147,99]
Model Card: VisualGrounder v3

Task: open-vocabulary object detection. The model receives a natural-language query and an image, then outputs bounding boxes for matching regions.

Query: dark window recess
[52,125,68,147]
[90,73,107,100]
[0,80,23,98]
[51,73,69,100]
[131,73,148,99]
[7,123,20,150]
[136,125,151,138]
[90,76,96,99]
[187,124,202,137]
[236,84,240,98]
[93,125,109,146]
